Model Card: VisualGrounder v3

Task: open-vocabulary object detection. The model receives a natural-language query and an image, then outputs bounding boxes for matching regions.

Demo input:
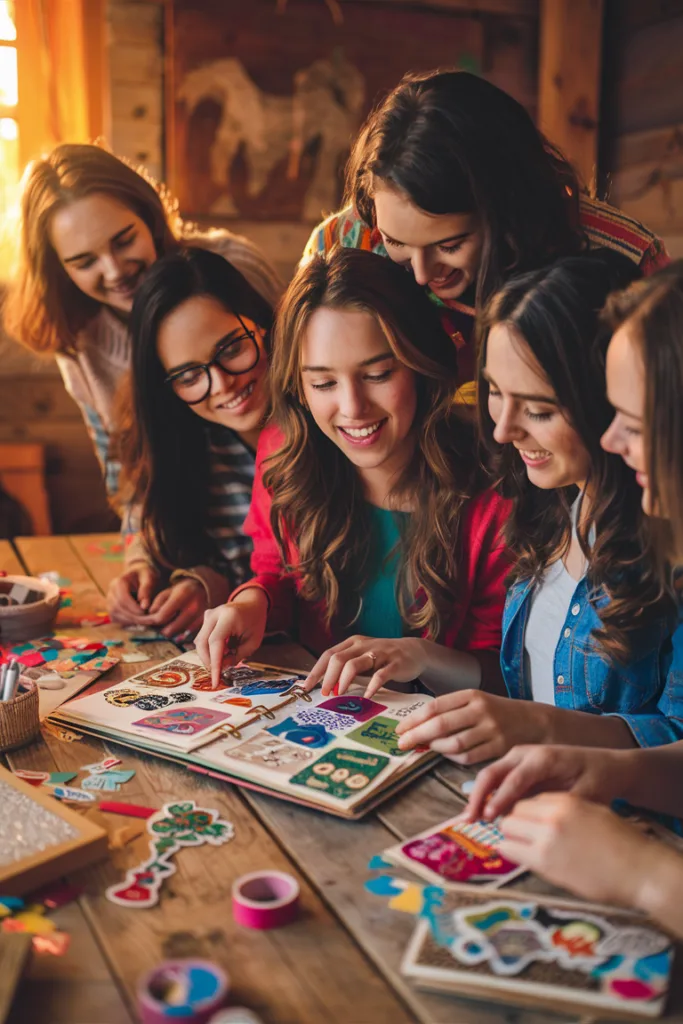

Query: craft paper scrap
[46,772,79,786]
[83,757,122,774]
[81,774,122,792]
[52,785,95,803]
[105,801,234,909]
[382,816,527,888]
[13,770,50,786]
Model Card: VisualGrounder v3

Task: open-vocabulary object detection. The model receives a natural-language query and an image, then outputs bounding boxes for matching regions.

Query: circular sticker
[170,692,197,704]
[142,668,192,688]
[134,693,172,711]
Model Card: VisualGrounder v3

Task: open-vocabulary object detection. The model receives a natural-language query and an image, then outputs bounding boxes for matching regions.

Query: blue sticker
[368,854,393,871]
[365,874,405,897]
[241,679,298,696]
[266,716,332,748]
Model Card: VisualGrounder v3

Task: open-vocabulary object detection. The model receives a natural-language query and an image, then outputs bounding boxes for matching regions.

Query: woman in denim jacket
[397,256,683,762]
[458,263,683,939]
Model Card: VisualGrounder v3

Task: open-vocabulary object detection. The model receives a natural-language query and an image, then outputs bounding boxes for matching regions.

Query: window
[0,1,17,240]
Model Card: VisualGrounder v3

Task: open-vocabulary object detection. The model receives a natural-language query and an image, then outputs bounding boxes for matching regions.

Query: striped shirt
[203,424,256,589]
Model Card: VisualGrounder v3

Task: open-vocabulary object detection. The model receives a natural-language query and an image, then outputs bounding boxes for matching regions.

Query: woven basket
[0,575,60,644]
[0,677,40,752]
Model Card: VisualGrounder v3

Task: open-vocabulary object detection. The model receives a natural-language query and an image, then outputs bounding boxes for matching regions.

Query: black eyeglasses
[165,315,261,405]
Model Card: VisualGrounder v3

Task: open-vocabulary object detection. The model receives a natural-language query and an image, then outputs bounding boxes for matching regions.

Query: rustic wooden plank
[8,734,413,1023]
[15,535,109,626]
[0,540,25,575]
[67,532,125,594]
[0,934,32,1024]
[538,0,604,191]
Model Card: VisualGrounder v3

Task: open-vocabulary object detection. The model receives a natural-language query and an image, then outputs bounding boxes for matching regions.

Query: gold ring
[365,651,377,670]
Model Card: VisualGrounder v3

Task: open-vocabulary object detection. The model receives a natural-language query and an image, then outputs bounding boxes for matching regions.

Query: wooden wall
[601,0,683,258]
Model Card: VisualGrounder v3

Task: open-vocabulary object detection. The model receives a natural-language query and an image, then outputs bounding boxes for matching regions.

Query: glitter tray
[0,765,108,896]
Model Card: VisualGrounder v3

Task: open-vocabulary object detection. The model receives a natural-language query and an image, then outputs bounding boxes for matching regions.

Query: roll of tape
[138,959,228,1024]
[232,870,300,930]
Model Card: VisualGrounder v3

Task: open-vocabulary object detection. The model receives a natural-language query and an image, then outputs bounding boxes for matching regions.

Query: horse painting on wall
[169,0,484,223]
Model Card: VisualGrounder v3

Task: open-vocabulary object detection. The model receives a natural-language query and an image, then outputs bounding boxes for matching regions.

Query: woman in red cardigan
[195,248,509,694]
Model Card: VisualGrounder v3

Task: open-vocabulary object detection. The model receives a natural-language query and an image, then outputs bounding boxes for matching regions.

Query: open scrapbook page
[50,652,438,818]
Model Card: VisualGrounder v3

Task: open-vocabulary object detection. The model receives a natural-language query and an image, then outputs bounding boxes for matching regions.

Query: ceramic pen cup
[0,677,40,753]
[0,574,60,644]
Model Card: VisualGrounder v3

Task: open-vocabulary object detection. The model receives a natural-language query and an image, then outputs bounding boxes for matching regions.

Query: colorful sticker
[105,688,143,707]
[210,693,253,707]
[347,715,407,757]
[266,715,333,748]
[133,693,173,711]
[132,707,231,737]
[400,820,520,886]
[289,746,389,800]
[240,679,299,696]
[319,695,387,721]
[227,733,316,775]
[106,800,234,909]
[294,707,357,731]
[133,660,199,688]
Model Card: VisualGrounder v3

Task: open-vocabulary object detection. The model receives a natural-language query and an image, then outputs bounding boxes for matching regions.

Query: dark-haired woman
[4,144,281,495]
[455,264,683,939]
[397,256,683,761]
[305,70,667,389]
[106,247,273,638]
[196,247,509,690]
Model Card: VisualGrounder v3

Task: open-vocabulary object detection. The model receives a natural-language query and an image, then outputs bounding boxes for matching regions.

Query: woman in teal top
[355,506,408,639]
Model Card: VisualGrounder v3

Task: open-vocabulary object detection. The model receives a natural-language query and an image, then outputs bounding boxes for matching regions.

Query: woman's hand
[140,579,208,639]
[107,564,161,624]
[463,744,631,822]
[194,588,269,688]
[304,636,427,698]
[497,792,654,907]
[395,690,548,764]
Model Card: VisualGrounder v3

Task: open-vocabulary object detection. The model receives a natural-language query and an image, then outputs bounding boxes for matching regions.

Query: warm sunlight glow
[0,115,16,139]
[0,44,17,106]
[0,2,15,43]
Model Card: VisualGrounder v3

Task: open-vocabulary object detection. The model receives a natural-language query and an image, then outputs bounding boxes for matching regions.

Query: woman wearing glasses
[4,144,281,498]
[106,247,273,638]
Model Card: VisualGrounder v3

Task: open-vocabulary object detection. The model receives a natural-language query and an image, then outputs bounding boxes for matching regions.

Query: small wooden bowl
[0,678,40,752]
[0,575,60,644]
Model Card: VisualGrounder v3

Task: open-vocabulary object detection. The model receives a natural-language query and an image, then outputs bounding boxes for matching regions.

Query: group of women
[5,69,683,939]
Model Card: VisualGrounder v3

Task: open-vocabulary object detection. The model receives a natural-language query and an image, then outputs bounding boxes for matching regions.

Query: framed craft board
[401,883,678,1020]
[0,765,108,896]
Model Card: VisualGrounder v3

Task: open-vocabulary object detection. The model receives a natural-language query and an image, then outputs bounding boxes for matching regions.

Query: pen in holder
[0,677,40,753]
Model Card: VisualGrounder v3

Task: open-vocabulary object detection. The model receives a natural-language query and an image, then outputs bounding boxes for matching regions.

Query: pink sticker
[132,707,231,736]
[401,822,520,885]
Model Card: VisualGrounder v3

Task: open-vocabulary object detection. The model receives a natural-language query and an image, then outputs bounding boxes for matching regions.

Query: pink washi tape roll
[137,959,228,1024]
[232,870,300,930]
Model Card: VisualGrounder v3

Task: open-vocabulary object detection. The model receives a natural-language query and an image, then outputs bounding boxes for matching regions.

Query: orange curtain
[15,0,107,168]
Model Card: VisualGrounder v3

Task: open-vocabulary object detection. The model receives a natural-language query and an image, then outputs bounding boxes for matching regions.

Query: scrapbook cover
[50,651,438,818]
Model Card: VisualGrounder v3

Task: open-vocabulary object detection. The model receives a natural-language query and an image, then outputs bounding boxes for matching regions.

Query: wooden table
[1,534,681,1024]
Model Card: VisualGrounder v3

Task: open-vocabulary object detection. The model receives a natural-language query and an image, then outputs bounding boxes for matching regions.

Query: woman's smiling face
[300,306,418,490]
[374,184,483,301]
[49,192,157,314]
[484,322,591,491]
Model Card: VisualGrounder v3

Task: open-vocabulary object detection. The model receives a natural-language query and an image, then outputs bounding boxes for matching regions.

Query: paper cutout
[13,770,50,786]
[132,661,196,688]
[105,688,144,707]
[294,707,357,732]
[83,757,122,773]
[46,772,78,786]
[289,745,389,800]
[266,715,334,748]
[319,695,387,721]
[211,694,252,707]
[52,785,95,803]
[240,679,298,696]
[132,706,231,736]
[106,800,234,909]
[385,817,525,888]
[228,733,316,775]
[347,715,407,757]
[122,651,151,663]
[82,774,122,792]
[32,932,70,956]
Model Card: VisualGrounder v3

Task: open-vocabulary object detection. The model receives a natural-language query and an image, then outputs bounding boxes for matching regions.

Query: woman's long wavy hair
[4,143,181,356]
[264,247,479,639]
[605,261,683,568]
[477,255,673,661]
[345,70,583,310]
[116,247,273,569]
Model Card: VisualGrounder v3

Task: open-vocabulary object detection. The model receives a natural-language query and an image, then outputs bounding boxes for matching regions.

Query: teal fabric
[354,505,407,638]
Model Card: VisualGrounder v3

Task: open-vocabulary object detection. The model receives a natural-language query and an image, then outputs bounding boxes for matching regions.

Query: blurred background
[0,0,681,536]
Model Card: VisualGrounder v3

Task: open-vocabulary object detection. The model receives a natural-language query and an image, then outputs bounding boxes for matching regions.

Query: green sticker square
[289,746,389,800]
[347,715,407,757]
